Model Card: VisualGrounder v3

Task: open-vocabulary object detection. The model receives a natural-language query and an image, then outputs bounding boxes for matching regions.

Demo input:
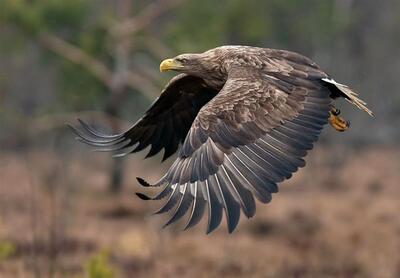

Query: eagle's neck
[188,54,228,90]
[202,75,226,90]
[198,63,227,90]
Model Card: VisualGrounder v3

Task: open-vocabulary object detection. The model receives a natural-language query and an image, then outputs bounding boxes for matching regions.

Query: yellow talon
[329,107,350,132]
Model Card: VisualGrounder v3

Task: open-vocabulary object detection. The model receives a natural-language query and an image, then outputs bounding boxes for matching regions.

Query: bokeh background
[1,0,400,277]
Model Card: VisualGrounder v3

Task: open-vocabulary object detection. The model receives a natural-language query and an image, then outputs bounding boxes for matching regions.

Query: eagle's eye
[176,57,189,63]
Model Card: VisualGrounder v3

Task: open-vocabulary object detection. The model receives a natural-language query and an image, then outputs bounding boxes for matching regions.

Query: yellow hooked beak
[159,58,184,72]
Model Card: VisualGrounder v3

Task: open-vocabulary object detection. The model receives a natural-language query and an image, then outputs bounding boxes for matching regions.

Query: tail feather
[322,78,373,116]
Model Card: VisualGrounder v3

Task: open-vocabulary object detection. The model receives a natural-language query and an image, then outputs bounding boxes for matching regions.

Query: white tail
[322,78,373,116]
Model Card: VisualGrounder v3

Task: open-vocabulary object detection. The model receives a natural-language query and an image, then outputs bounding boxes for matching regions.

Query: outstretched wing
[70,74,218,161]
[139,66,332,233]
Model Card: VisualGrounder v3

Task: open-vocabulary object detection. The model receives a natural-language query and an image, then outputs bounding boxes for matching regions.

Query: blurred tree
[85,251,116,278]
[0,0,183,193]
[167,0,346,54]
[1,0,399,190]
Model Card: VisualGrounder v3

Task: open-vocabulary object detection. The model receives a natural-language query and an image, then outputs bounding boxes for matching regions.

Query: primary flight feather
[70,45,372,233]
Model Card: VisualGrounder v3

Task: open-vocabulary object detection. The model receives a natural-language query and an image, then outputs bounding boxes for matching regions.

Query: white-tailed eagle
[70,46,372,233]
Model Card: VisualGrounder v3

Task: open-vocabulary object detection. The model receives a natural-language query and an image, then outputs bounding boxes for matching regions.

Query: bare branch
[125,72,160,99]
[39,33,113,87]
[134,65,165,88]
[113,0,185,37]
[38,32,159,101]
[142,36,175,59]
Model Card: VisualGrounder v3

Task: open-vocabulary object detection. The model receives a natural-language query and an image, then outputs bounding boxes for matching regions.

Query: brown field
[0,146,399,278]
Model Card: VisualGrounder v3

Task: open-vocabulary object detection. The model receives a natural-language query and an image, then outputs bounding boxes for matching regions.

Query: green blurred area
[1,0,399,147]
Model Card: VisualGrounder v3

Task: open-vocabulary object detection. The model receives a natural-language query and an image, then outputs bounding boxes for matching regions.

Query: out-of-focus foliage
[0,0,110,113]
[1,0,400,145]
[84,251,116,278]
[167,0,346,53]
[0,241,16,260]
[0,0,87,36]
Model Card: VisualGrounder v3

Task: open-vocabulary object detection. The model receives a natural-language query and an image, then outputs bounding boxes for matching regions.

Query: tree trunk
[107,0,132,193]
[105,88,128,193]
[106,105,125,193]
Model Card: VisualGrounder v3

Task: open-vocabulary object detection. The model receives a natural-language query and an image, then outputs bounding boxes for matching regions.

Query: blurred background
[0,0,399,277]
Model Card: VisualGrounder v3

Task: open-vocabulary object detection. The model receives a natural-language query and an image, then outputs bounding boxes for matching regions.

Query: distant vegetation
[84,251,116,278]
[0,1,398,190]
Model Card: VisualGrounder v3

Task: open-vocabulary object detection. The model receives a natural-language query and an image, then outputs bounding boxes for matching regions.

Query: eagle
[70,46,372,233]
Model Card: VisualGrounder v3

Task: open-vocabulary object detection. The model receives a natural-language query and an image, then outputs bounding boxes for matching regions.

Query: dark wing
[139,66,332,233]
[70,74,218,161]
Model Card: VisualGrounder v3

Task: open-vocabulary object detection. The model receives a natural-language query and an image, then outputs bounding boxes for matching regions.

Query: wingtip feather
[137,177,151,187]
[135,192,152,200]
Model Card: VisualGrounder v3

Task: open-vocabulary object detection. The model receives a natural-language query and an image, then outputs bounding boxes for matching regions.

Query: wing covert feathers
[140,68,332,233]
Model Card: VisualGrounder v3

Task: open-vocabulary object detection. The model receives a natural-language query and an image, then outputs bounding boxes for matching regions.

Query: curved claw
[331,107,340,116]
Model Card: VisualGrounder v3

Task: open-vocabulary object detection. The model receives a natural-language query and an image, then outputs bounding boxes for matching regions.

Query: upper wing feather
[140,66,332,233]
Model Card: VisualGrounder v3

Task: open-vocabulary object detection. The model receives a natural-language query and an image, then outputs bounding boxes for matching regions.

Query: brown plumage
[70,46,372,233]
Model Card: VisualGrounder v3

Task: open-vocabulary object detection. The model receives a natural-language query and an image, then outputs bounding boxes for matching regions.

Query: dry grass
[0,146,399,277]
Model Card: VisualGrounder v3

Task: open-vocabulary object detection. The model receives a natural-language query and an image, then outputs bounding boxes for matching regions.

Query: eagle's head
[159,50,224,82]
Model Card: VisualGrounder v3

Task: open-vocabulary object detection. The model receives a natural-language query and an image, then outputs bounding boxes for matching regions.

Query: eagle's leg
[329,106,350,132]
